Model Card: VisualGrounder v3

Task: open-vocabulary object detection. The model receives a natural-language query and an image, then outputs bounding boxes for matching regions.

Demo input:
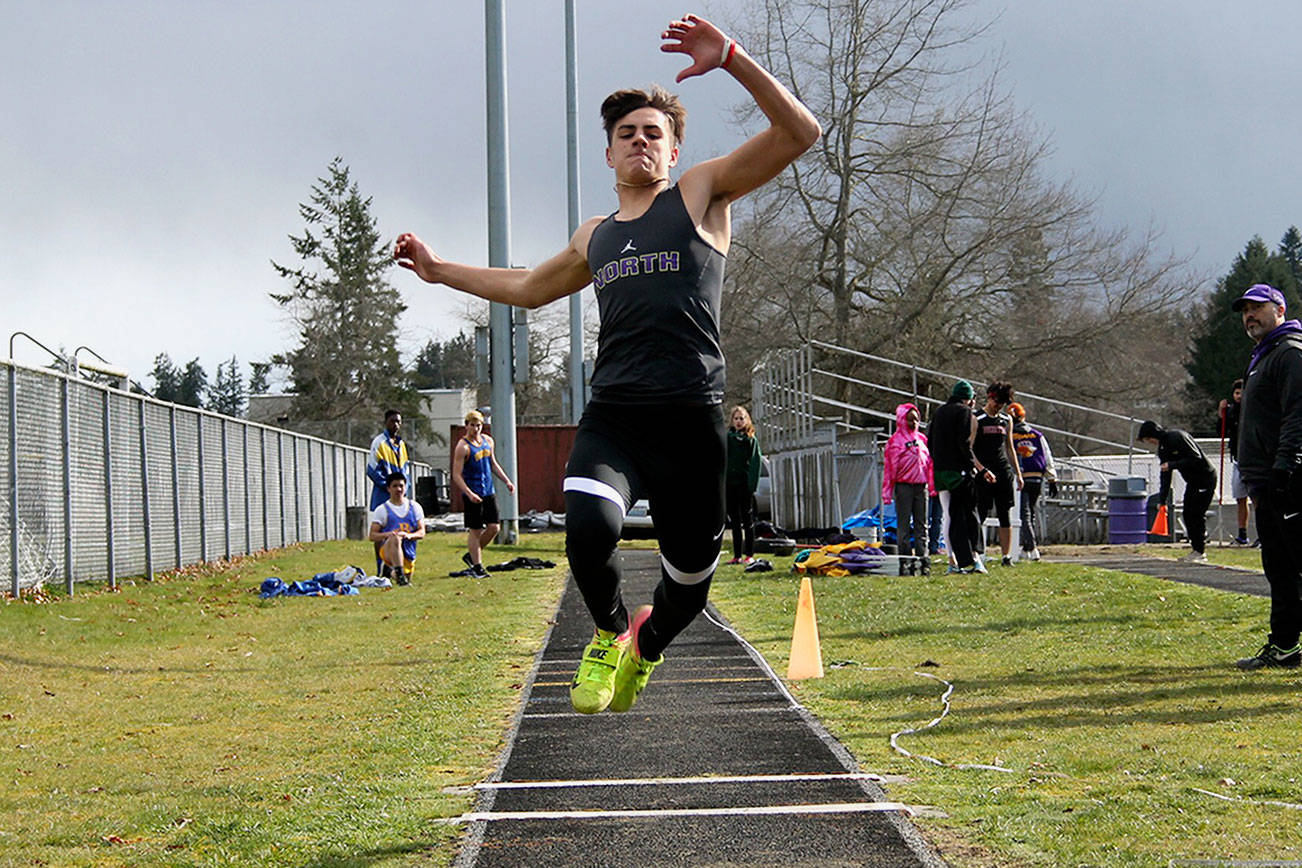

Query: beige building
[247,387,477,475]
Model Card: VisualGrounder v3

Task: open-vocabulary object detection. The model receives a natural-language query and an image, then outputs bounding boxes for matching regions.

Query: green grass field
[708,548,1302,867]
[2,534,1298,867]
[0,535,566,867]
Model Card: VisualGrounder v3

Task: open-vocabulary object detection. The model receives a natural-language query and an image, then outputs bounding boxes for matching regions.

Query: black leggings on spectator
[726,482,755,558]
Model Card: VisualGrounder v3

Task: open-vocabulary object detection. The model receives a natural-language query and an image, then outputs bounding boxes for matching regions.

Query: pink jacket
[882,402,935,502]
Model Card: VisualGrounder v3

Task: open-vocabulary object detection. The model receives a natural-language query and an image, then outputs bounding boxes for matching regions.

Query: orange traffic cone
[787,576,824,680]
[1150,504,1169,536]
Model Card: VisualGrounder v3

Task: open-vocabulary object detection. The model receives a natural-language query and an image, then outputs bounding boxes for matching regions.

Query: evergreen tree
[410,332,477,390]
[1185,236,1300,428]
[209,356,246,417]
[149,353,181,402]
[1280,225,1302,285]
[177,358,207,408]
[248,362,271,395]
[270,158,418,444]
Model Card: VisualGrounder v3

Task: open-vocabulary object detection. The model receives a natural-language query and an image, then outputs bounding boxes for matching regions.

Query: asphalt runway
[1046,551,1269,597]
[453,548,946,868]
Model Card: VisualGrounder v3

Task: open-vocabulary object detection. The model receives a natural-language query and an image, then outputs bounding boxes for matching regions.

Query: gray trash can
[345,506,369,541]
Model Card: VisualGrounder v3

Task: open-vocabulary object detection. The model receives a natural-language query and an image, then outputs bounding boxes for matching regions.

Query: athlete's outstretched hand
[394,232,443,283]
[661,13,731,83]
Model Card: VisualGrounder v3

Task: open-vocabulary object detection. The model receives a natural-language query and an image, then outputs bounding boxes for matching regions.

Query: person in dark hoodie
[882,402,934,572]
[1137,419,1216,563]
[928,381,995,574]
[1230,283,1302,670]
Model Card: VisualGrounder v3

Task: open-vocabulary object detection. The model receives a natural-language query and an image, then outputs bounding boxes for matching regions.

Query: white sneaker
[971,554,988,574]
[1180,550,1208,563]
[1026,548,1041,561]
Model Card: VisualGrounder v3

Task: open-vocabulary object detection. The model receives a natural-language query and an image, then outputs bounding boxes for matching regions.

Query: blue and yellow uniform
[367,431,411,509]
[370,498,425,576]
[461,435,496,498]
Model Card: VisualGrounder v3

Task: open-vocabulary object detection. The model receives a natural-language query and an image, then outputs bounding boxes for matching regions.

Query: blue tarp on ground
[259,575,360,598]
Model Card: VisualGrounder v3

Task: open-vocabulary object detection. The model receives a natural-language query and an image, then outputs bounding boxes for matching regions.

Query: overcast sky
[5,1,1301,388]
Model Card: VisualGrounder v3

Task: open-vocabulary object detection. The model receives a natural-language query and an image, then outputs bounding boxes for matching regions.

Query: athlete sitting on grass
[394,13,819,713]
[368,472,426,586]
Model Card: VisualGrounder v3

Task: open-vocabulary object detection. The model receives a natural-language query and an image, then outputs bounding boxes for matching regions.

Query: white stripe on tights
[562,476,626,516]
[661,552,718,586]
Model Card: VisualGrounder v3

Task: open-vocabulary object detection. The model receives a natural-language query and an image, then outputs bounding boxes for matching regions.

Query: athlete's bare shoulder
[572,214,607,266]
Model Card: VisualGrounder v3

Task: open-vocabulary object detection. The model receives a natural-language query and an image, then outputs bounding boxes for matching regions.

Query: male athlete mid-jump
[394,13,819,713]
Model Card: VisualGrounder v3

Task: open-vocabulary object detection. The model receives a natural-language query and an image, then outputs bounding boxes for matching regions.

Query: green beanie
[951,380,974,400]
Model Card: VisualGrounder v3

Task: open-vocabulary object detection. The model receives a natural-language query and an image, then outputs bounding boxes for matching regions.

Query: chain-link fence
[2,360,430,594]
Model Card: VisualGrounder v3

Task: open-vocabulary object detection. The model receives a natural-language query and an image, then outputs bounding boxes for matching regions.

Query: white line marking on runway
[522,705,800,718]
[475,771,886,789]
[532,676,769,688]
[537,655,751,667]
[440,801,946,824]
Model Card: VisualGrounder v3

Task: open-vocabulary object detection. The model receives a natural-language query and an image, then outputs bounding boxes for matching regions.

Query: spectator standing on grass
[1009,402,1056,562]
[725,405,762,565]
[974,382,1024,567]
[1137,419,1216,563]
[882,402,933,572]
[367,409,411,573]
[1219,379,1252,545]
[452,410,515,579]
[368,472,426,586]
[927,381,993,574]
[1228,284,1302,670]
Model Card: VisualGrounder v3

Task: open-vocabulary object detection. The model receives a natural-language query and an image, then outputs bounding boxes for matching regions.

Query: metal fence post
[8,364,19,596]
[197,415,207,562]
[61,376,73,594]
[138,399,153,581]
[220,418,231,560]
[261,427,269,550]
[292,437,301,543]
[278,431,287,546]
[170,406,181,569]
[243,424,251,556]
[1127,416,1135,476]
[102,389,115,589]
[307,438,316,542]
[331,446,340,538]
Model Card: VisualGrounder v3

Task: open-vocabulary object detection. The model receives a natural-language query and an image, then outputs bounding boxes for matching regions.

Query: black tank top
[586,185,726,404]
[974,410,1012,475]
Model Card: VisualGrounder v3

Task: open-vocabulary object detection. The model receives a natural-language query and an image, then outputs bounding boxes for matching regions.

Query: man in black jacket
[1230,283,1302,670]
[928,380,997,573]
[1137,420,1216,563]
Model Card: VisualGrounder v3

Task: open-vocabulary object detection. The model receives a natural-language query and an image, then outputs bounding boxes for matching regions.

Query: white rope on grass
[862,665,1015,774]
[702,607,1013,774]
[1191,787,1302,811]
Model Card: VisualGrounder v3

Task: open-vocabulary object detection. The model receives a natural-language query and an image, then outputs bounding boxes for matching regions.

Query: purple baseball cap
[1231,283,1286,312]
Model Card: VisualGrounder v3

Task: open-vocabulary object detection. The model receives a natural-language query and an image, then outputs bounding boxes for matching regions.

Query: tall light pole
[485,0,518,543]
[565,0,586,424]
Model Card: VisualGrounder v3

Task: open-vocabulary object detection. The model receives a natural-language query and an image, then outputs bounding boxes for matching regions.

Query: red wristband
[721,39,738,69]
